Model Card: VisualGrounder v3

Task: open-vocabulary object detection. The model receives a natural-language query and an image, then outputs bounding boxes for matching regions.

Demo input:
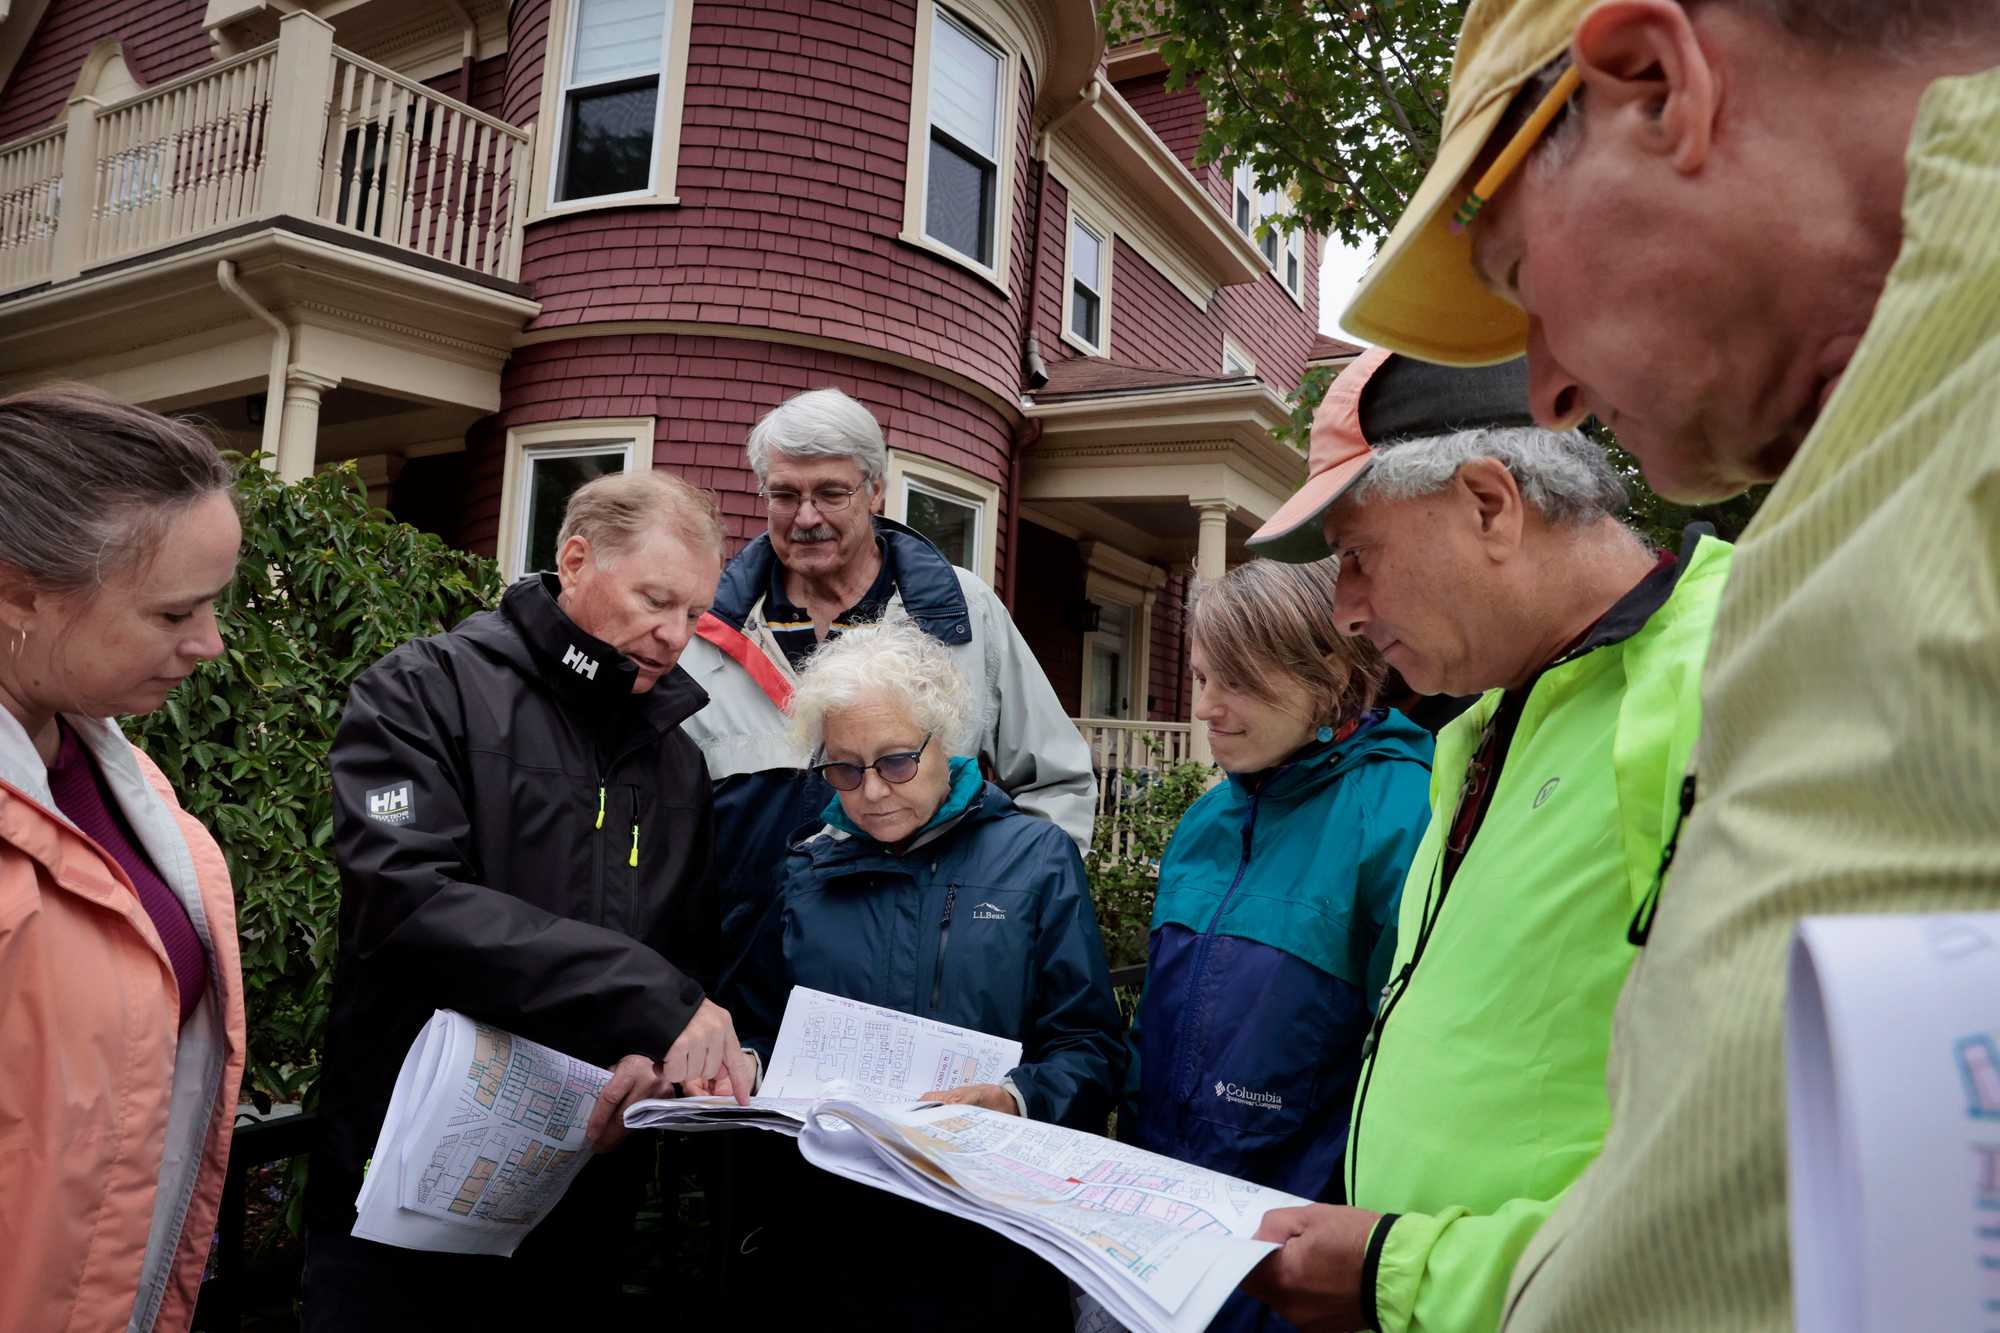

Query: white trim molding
[496,415,656,578]
[885,448,1000,586]
[528,0,694,221]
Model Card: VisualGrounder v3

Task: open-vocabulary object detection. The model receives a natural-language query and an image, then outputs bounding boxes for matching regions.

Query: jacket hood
[460,574,709,732]
[1235,708,1434,803]
[710,516,972,646]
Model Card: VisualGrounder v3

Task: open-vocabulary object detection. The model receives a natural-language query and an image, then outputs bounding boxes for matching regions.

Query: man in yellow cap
[1251,1,2000,1330]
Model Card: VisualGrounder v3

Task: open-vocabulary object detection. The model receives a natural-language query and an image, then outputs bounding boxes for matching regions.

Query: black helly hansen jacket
[307,573,718,1227]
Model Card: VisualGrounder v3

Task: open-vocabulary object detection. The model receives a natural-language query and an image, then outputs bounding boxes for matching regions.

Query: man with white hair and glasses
[679,387,1093,974]
[1286,1,2000,1328]
[1237,349,1731,1333]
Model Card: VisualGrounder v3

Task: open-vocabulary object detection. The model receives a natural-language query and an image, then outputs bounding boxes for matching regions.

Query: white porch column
[276,368,339,482]
[1189,498,1235,763]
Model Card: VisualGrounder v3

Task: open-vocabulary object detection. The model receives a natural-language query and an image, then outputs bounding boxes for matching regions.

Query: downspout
[437,0,478,102]
[216,260,286,467]
[1006,78,1101,609]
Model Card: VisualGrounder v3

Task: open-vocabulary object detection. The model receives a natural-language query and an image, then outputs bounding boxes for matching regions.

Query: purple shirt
[48,722,208,1026]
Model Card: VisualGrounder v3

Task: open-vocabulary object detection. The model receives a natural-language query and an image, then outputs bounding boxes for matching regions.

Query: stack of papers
[353,1010,609,1256]
[624,985,1022,1134]
[795,1099,1302,1333]
[1786,913,2000,1332]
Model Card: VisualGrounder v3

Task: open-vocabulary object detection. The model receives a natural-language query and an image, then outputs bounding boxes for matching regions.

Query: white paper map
[1787,913,2000,1333]
[798,1101,1301,1333]
[353,1009,609,1256]
[625,987,1019,1133]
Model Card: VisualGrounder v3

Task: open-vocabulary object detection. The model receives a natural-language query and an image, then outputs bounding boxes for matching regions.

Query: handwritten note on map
[762,986,1021,1101]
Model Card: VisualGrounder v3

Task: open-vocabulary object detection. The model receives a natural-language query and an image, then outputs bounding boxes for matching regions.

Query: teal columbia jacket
[1121,710,1434,1205]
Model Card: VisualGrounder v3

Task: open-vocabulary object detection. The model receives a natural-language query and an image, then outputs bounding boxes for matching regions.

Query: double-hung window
[924,10,1004,268]
[1232,159,1255,235]
[1068,215,1106,351]
[554,0,670,203]
[1285,229,1304,297]
[500,420,656,578]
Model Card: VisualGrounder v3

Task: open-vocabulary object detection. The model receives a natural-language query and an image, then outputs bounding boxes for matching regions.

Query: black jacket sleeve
[330,649,706,1066]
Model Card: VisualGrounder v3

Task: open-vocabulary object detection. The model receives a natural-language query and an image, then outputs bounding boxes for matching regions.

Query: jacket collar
[489,574,709,731]
[800,777,1014,869]
[710,516,972,646]
[1566,523,1715,661]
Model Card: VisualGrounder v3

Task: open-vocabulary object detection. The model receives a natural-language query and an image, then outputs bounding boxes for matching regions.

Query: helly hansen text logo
[1213,1081,1283,1111]
[973,901,1008,921]
[562,644,599,680]
[365,782,414,826]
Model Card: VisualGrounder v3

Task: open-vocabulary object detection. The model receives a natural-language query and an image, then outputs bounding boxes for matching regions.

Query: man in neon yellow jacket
[1239,349,1732,1332]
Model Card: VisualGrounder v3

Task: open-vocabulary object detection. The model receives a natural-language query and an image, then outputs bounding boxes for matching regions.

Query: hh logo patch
[366,782,414,825]
[562,644,599,680]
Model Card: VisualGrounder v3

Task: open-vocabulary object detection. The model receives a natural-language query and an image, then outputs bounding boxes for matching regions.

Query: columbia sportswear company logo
[1213,1080,1283,1111]
[973,901,1007,921]
[562,644,600,680]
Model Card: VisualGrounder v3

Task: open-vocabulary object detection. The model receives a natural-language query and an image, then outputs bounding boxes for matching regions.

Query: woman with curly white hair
[719,619,1122,1331]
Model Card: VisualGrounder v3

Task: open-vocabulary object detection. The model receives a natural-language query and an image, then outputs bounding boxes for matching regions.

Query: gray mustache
[788,525,836,542]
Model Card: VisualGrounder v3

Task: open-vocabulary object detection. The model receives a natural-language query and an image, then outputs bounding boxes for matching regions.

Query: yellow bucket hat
[1340,0,1594,366]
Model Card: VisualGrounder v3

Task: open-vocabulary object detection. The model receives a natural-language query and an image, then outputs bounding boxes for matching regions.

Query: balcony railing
[1074,717,1203,861]
[0,10,531,299]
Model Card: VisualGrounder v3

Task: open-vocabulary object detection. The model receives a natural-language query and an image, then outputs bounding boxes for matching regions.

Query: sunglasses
[811,734,932,792]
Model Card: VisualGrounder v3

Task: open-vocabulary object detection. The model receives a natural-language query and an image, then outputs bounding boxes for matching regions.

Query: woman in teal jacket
[1120,559,1433,1333]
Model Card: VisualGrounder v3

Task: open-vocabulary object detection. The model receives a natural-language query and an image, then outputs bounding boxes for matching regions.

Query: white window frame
[902,0,1024,292]
[1077,544,1163,723]
[1284,227,1305,300]
[530,0,695,219]
[1221,335,1256,378]
[497,418,657,579]
[886,449,999,586]
[1231,159,1256,237]
[1062,200,1112,357]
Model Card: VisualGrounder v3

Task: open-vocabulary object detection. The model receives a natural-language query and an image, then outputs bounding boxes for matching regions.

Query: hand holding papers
[623,986,1022,1134]
[352,1010,612,1257]
[1786,913,2000,1332]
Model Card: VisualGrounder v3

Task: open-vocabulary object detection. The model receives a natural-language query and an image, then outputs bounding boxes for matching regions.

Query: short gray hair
[0,383,234,594]
[789,621,974,756]
[745,388,888,490]
[1349,425,1629,526]
[557,468,724,565]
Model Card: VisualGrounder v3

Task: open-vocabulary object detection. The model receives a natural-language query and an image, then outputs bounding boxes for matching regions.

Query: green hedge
[125,460,501,1106]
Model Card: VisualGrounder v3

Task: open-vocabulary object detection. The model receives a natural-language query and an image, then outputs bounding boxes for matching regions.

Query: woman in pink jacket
[0,386,247,1333]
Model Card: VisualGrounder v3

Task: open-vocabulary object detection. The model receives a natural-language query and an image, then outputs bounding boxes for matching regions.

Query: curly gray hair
[789,620,974,757]
[1348,424,1628,527]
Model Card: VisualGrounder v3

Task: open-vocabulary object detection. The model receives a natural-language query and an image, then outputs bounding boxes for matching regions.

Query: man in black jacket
[303,469,751,1328]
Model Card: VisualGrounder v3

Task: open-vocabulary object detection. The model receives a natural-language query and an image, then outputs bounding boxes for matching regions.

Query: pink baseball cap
[1248,350,1532,563]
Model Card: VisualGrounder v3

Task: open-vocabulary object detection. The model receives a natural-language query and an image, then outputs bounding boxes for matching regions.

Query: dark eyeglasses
[811,734,931,791]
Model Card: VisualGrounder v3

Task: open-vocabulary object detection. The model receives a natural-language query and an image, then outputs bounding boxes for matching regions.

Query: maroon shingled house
[0,0,1356,768]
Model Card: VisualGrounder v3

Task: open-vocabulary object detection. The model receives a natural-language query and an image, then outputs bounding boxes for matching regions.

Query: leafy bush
[125,460,501,1105]
[1086,759,1217,975]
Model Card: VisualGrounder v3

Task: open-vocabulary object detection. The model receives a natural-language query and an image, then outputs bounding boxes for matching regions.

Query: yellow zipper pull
[628,822,640,868]
[595,786,605,830]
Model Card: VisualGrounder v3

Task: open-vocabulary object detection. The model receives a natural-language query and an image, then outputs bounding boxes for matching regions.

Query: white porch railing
[0,10,531,298]
[1074,717,1202,861]
[0,124,63,292]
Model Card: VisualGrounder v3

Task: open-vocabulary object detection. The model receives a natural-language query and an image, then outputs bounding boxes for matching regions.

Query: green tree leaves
[124,460,501,1107]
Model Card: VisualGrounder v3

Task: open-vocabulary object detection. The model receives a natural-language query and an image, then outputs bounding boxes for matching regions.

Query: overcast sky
[1318,236,1377,345]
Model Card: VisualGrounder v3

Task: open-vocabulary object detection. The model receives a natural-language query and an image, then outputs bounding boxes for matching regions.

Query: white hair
[789,621,974,757]
[745,387,888,490]
[1349,424,1629,526]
